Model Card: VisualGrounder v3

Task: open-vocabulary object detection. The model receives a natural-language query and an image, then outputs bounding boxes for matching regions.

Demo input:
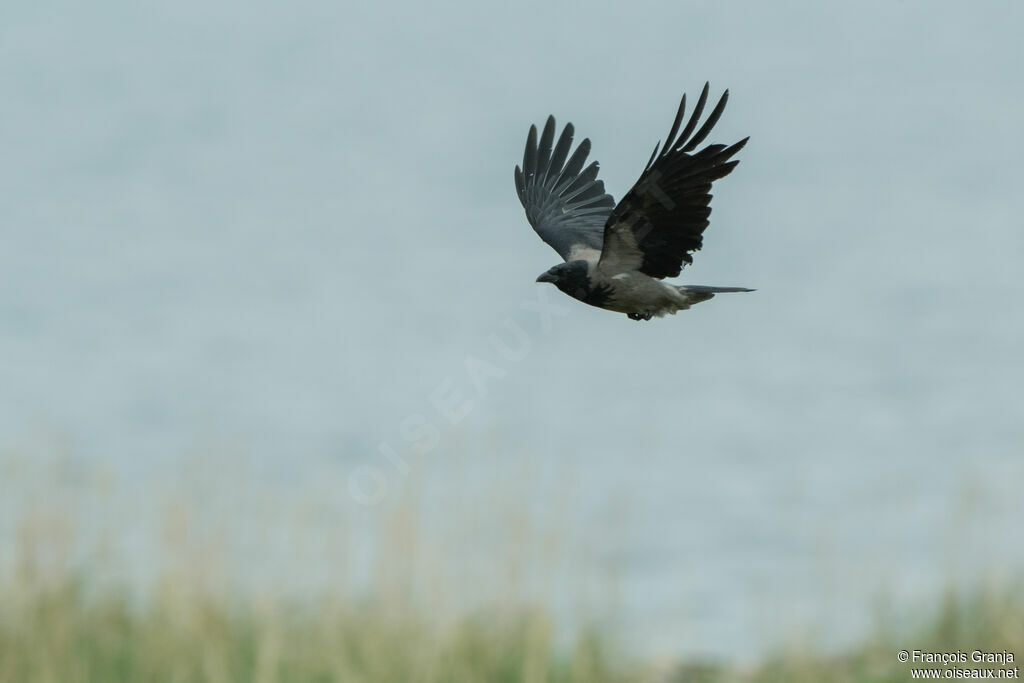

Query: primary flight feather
[514,83,752,321]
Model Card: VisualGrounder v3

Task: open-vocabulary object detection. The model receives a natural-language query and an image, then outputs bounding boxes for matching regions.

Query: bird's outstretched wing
[515,116,616,262]
[598,84,748,278]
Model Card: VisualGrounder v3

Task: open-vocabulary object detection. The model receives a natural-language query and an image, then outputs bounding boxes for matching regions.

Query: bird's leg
[627,312,654,321]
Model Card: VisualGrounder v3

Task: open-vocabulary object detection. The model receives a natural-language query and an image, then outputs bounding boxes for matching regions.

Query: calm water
[2,0,1023,660]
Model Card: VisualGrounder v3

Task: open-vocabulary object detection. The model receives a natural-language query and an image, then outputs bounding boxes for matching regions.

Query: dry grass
[1,453,1021,682]
[0,576,621,683]
[1,574,1021,682]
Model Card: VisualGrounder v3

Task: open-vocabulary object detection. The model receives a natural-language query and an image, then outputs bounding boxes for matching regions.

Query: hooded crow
[514,83,752,321]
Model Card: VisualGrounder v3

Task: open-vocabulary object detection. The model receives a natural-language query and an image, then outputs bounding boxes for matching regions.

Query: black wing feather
[599,84,747,279]
[682,89,729,152]
[515,116,615,261]
[673,84,708,153]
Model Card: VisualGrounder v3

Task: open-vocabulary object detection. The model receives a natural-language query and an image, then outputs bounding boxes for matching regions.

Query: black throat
[554,262,613,308]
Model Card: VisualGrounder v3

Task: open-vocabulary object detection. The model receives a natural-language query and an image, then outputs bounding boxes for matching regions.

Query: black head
[535,261,591,299]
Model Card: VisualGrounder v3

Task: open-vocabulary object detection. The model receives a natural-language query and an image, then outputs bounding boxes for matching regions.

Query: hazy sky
[4,0,1021,463]
[2,0,1023,658]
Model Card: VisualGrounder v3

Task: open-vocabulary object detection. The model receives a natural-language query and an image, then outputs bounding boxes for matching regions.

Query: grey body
[537,258,752,320]
[516,84,753,321]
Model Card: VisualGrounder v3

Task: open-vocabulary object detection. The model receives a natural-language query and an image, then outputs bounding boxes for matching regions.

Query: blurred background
[2,0,1023,675]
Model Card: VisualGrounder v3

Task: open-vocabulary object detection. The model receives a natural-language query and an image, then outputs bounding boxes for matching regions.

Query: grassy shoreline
[2,455,1021,681]
[1,574,1021,682]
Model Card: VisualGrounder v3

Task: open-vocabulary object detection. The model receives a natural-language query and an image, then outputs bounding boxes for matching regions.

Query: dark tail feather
[678,285,755,294]
[676,285,754,307]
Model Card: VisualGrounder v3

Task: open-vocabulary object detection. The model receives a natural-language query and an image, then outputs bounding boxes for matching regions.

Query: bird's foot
[628,312,653,321]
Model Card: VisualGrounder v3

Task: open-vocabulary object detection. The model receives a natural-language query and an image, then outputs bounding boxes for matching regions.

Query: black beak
[536,272,555,283]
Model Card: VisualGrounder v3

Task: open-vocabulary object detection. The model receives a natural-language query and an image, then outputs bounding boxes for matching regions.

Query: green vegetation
[1,455,1020,681]
[0,576,615,683]
[0,574,1021,683]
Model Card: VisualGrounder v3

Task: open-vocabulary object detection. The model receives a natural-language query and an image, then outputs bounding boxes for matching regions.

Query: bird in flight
[514,83,752,321]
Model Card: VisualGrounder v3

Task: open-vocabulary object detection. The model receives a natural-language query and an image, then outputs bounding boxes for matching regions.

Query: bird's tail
[676,285,755,305]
